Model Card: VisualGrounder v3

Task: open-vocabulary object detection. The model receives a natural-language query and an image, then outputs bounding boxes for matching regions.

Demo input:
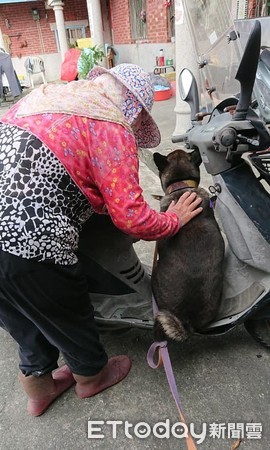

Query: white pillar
[47,0,68,60]
[173,0,199,135]
[86,0,104,50]
[0,28,5,51]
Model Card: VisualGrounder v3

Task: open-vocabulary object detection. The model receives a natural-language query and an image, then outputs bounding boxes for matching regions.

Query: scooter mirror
[179,68,200,122]
[179,68,193,99]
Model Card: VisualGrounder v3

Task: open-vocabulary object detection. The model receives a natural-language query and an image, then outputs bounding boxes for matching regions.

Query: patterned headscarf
[88,63,161,148]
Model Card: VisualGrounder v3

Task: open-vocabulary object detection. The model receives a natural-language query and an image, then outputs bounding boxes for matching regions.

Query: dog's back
[151,149,225,342]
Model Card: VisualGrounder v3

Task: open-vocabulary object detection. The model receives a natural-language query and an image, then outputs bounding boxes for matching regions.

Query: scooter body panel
[200,153,270,333]
[215,163,270,271]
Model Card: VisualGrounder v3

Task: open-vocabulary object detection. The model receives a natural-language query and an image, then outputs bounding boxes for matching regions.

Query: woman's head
[88,63,161,148]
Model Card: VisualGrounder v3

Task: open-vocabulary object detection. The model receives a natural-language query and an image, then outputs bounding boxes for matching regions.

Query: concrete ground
[0,93,270,450]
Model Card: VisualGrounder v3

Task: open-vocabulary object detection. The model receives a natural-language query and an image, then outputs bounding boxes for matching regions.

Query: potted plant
[77,44,104,79]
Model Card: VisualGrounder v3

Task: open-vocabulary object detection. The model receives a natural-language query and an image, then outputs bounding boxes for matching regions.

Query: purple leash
[147,294,197,450]
[147,295,185,414]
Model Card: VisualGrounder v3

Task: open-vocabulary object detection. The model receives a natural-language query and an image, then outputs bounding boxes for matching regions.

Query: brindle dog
[152,148,225,342]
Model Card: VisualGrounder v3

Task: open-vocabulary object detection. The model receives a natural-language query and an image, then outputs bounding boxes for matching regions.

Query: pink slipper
[75,355,132,399]
[27,365,75,417]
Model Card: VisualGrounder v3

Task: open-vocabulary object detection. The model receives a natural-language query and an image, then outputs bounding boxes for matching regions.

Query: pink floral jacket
[1,103,180,240]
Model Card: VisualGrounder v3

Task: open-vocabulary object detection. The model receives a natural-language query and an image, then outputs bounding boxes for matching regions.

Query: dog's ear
[153,152,168,172]
[190,149,202,167]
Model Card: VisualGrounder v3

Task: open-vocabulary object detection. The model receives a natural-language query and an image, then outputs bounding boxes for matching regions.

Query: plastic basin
[154,87,172,101]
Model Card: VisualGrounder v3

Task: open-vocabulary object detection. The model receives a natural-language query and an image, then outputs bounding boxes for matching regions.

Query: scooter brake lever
[226,148,233,162]
[237,134,260,147]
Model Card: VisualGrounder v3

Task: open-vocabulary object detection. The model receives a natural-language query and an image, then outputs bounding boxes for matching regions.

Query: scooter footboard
[78,214,154,329]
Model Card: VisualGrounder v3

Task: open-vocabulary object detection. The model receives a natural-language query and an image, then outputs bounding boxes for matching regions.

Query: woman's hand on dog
[167,191,203,227]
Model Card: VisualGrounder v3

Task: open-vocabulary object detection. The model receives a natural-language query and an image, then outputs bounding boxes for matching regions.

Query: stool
[154,65,175,75]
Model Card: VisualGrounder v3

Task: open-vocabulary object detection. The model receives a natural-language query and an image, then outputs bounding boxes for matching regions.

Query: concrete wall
[116,42,175,73]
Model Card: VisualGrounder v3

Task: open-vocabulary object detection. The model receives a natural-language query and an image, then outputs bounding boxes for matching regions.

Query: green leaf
[77,45,105,79]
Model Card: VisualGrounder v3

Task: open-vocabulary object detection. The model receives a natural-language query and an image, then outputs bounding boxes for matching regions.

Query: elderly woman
[0,64,202,416]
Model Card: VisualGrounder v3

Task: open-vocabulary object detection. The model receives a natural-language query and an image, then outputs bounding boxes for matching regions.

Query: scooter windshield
[183,0,243,111]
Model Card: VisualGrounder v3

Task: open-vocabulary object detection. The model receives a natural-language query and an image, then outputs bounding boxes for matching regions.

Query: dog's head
[153,148,202,192]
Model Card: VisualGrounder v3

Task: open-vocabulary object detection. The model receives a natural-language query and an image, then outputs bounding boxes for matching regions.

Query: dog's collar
[165,180,198,195]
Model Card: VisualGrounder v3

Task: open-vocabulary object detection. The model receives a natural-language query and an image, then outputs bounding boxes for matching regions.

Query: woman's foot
[74,355,132,399]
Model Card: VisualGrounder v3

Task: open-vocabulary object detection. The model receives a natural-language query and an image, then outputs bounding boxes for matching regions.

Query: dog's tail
[155,311,191,342]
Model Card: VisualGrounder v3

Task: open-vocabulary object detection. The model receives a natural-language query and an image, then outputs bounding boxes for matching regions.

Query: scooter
[78,20,270,347]
[172,20,270,346]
